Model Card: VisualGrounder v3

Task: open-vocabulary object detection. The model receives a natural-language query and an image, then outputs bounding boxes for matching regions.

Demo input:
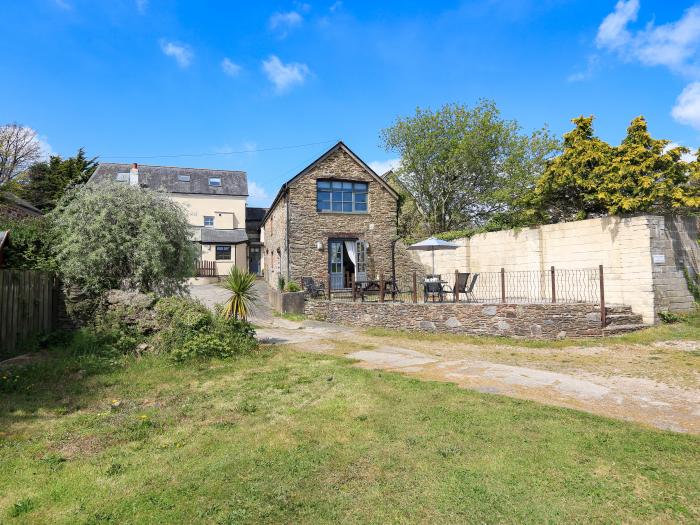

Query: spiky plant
[221,266,258,320]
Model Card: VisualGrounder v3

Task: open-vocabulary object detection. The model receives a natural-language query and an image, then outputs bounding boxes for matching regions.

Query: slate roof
[199,228,248,244]
[0,230,8,250]
[0,192,42,216]
[262,141,398,224]
[89,163,248,197]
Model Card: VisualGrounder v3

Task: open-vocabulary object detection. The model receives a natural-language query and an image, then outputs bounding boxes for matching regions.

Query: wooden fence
[0,270,59,356]
[196,260,217,277]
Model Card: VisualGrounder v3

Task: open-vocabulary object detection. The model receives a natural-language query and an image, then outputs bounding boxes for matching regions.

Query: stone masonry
[305,300,609,338]
[263,144,423,288]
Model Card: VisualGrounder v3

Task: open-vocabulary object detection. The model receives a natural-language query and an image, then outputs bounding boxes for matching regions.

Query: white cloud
[595,0,639,51]
[136,0,148,13]
[665,142,697,162]
[54,0,72,10]
[369,158,401,175]
[248,181,272,206]
[221,57,242,77]
[672,82,700,129]
[261,55,310,92]
[269,11,303,37]
[596,1,700,75]
[330,1,342,12]
[159,40,193,68]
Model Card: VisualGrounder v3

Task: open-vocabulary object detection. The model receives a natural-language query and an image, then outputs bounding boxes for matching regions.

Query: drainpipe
[285,185,291,281]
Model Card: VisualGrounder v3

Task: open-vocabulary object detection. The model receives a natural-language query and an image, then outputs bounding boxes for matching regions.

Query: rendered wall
[415,215,699,323]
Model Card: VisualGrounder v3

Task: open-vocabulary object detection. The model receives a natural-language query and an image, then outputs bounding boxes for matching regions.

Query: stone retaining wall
[304,300,605,338]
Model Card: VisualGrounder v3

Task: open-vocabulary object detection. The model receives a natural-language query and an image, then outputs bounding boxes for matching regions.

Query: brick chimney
[129,162,139,186]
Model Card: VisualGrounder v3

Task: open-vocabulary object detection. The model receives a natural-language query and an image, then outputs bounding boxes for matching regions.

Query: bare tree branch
[0,123,42,184]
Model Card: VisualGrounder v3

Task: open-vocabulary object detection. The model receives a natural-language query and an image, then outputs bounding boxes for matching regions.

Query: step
[605,313,644,326]
[604,305,636,315]
[602,323,649,335]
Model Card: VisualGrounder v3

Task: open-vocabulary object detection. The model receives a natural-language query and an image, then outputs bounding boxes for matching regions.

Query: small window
[203,216,214,227]
[178,174,191,182]
[209,177,222,187]
[116,173,129,182]
[215,245,231,260]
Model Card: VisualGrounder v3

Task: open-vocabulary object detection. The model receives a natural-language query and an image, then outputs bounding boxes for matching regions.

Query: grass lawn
[1,334,699,524]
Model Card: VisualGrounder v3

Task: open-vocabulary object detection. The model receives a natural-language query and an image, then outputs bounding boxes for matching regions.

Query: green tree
[380,100,559,234]
[534,116,700,221]
[13,149,97,211]
[50,182,197,303]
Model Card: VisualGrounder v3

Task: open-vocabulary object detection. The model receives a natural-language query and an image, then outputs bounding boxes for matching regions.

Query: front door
[329,240,344,290]
[249,246,261,275]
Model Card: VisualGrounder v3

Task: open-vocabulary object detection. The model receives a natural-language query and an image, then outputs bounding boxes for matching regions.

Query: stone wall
[305,300,604,338]
[262,192,288,287]
[413,215,699,323]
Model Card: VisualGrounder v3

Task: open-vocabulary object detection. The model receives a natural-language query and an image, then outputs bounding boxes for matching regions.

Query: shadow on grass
[0,330,124,429]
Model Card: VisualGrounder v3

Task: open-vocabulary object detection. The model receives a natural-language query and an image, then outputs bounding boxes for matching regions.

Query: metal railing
[321,266,603,307]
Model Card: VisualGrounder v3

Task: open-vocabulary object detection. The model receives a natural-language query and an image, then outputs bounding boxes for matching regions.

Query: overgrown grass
[1,332,698,523]
[273,311,307,322]
[365,310,700,348]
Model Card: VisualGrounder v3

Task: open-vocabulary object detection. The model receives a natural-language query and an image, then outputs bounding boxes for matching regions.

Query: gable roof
[89,163,248,197]
[262,141,399,224]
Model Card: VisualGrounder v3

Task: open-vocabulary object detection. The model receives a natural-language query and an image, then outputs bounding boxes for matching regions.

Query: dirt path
[190,283,700,434]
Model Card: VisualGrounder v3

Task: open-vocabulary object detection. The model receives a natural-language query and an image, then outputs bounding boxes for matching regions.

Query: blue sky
[3,0,700,206]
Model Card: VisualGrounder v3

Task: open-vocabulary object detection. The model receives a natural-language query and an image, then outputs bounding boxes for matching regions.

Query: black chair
[464,274,479,302]
[423,275,444,302]
[301,276,325,298]
[442,272,470,301]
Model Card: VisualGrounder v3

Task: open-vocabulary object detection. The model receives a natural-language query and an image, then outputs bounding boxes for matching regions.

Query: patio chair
[301,276,325,298]
[423,276,445,303]
[442,272,470,301]
[464,273,479,302]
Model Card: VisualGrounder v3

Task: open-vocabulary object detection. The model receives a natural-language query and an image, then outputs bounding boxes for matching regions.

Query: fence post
[551,266,556,303]
[454,269,459,303]
[599,265,606,328]
[500,268,506,303]
[351,273,356,302]
[379,273,385,303]
[412,271,417,304]
[327,273,331,301]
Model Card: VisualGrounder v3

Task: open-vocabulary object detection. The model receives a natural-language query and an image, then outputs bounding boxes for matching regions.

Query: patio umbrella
[407,237,459,275]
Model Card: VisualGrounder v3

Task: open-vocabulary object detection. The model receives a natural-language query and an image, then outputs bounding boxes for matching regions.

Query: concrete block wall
[414,215,699,324]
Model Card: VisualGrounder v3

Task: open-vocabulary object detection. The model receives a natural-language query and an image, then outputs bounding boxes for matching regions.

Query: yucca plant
[221,266,258,320]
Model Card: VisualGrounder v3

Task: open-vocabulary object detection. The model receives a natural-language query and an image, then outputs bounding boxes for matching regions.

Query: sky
[3,0,700,206]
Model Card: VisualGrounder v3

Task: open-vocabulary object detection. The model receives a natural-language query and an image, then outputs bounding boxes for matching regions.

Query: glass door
[329,240,344,290]
[355,241,367,283]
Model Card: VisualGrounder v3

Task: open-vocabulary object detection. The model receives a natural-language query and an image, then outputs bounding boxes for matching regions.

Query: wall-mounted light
[316,241,323,250]
[365,241,370,251]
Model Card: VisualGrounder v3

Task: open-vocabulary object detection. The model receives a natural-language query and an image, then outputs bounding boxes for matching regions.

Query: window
[215,245,231,260]
[116,173,129,182]
[316,180,368,213]
[209,177,222,187]
[178,174,191,182]
[203,216,214,227]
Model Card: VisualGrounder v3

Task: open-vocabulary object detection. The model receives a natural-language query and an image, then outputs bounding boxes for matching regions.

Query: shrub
[277,275,286,291]
[658,311,682,324]
[50,182,197,316]
[0,216,56,270]
[154,296,257,360]
[285,280,301,292]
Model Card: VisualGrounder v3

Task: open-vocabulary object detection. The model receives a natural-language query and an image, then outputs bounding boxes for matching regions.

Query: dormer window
[209,177,221,187]
[317,180,368,213]
[178,174,190,182]
[115,173,129,182]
